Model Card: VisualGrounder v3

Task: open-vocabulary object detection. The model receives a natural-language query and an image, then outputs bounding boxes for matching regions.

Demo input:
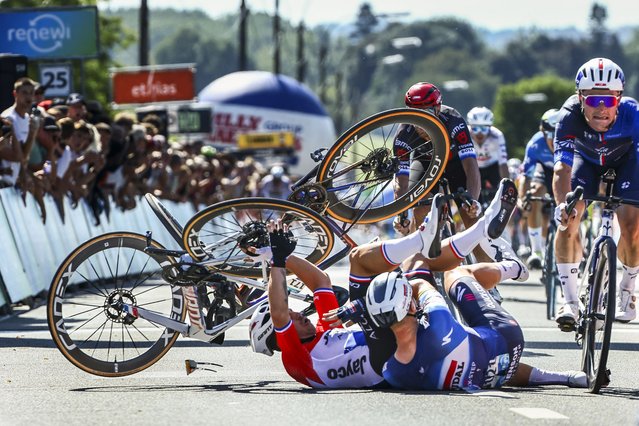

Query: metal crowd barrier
[0,187,197,313]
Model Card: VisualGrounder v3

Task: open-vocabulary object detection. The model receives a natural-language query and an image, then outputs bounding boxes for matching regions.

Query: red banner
[112,66,195,104]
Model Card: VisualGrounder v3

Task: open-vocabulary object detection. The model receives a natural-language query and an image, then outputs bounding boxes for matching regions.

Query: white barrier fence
[0,188,197,310]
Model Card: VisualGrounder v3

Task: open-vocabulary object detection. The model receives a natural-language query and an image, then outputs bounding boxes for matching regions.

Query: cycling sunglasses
[471,125,490,135]
[582,94,619,108]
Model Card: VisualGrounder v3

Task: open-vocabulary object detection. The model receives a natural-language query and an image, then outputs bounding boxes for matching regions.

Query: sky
[99,0,639,31]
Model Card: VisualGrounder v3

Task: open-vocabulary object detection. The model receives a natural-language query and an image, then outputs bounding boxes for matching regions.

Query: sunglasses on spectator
[471,125,490,135]
[582,95,619,108]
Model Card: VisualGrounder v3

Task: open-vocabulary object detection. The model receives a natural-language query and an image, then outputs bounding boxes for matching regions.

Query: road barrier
[0,188,197,312]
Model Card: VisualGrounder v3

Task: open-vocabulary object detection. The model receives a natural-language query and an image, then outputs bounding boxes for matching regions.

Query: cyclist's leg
[612,157,639,321]
[554,154,593,328]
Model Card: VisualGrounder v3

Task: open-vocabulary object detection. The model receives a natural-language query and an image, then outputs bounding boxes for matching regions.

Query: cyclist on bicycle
[554,57,639,329]
[249,180,585,389]
[517,108,561,269]
[467,106,509,205]
[393,82,482,239]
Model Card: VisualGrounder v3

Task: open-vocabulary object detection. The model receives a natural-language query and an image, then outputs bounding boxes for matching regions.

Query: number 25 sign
[39,64,72,97]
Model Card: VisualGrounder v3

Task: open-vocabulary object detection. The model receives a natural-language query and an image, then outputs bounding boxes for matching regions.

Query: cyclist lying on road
[249,179,587,389]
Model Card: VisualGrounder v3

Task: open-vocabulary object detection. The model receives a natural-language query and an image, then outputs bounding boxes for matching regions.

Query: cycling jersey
[275,288,385,388]
[554,95,639,167]
[394,105,476,176]
[522,131,554,178]
[554,95,639,198]
[382,278,523,391]
[259,175,292,199]
[473,127,508,169]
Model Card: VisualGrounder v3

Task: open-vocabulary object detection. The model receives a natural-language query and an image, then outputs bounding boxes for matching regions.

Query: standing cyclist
[517,108,561,269]
[554,57,639,329]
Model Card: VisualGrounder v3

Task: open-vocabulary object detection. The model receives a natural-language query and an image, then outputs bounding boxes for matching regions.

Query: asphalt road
[2,268,639,426]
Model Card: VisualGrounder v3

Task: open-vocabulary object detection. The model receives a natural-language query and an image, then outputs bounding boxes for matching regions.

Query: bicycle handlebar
[565,186,584,217]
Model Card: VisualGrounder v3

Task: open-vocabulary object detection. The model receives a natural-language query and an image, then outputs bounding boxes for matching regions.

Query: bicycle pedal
[557,322,576,332]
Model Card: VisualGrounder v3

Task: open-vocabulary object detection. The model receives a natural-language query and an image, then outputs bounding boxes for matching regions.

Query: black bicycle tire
[47,232,186,377]
[144,193,184,247]
[544,225,557,320]
[182,197,335,278]
[317,108,450,224]
[581,238,616,393]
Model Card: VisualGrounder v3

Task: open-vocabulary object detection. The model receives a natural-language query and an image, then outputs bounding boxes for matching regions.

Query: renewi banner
[0,6,98,59]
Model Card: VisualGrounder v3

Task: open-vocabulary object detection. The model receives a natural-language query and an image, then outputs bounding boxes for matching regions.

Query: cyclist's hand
[463,199,482,218]
[554,202,577,231]
[268,220,297,267]
[393,213,411,236]
[517,198,530,217]
[322,308,344,328]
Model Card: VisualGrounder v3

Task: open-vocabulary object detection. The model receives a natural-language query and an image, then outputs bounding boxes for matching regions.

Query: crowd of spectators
[0,77,293,224]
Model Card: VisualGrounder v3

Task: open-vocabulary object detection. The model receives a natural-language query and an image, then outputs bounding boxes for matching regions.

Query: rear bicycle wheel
[145,193,184,247]
[316,108,450,224]
[182,198,335,278]
[47,232,185,377]
[581,238,616,393]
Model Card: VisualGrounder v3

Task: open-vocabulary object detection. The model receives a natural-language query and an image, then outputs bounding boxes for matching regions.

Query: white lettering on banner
[131,72,178,99]
[7,14,70,53]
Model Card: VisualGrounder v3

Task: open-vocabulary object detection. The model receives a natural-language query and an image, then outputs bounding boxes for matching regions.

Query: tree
[493,75,574,159]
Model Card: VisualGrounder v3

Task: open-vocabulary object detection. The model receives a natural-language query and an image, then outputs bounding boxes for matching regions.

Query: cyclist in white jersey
[467,107,509,205]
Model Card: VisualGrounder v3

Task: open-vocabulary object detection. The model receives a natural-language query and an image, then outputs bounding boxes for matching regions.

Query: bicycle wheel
[183,198,335,278]
[145,193,184,247]
[317,108,450,224]
[543,225,560,320]
[581,238,616,393]
[47,232,186,377]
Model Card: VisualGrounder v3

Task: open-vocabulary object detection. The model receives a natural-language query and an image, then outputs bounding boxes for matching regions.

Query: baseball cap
[66,93,85,106]
[43,116,60,132]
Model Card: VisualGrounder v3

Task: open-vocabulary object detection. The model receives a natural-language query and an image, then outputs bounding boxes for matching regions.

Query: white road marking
[510,407,568,419]
[466,389,516,398]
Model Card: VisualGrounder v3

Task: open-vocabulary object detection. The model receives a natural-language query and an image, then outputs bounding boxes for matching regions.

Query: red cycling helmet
[405,82,442,109]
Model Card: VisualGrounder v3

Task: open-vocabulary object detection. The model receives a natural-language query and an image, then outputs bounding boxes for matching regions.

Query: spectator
[0,77,41,189]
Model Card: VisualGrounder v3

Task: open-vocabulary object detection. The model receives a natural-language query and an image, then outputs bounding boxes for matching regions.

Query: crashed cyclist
[248,180,587,389]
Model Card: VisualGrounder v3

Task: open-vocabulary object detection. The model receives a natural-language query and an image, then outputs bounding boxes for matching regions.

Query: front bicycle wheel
[581,238,616,393]
[145,193,184,247]
[317,108,450,224]
[47,232,186,377]
[183,198,335,277]
[543,225,560,320]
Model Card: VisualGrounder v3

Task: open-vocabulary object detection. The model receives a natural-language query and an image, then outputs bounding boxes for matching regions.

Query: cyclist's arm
[268,265,291,328]
[394,173,409,199]
[553,162,572,205]
[285,254,331,293]
[461,157,481,200]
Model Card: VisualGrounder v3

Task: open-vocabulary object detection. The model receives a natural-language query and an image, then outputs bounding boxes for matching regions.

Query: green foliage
[493,75,574,159]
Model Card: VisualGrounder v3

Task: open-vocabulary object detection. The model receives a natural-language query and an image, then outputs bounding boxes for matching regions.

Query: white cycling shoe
[478,237,530,282]
[615,289,637,323]
[567,371,589,388]
[556,302,579,332]
[483,179,518,239]
[418,193,444,259]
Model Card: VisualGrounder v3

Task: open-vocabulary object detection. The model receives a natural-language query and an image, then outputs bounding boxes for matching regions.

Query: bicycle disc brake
[361,147,399,178]
[288,183,329,214]
[237,221,269,251]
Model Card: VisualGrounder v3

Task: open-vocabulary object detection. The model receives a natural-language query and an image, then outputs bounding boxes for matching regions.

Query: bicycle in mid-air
[46,108,451,377]
[564,169,639,393]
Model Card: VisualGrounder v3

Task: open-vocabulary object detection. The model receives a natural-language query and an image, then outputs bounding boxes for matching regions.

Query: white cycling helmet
[365,271,412,328]
[540,108,561,131]
[575,57,625,91]
[466,106,494,126]
[248,302,277,356]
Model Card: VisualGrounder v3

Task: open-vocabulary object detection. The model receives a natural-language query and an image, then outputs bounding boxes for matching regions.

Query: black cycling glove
[335,298,366,324]
[269,228,297,267]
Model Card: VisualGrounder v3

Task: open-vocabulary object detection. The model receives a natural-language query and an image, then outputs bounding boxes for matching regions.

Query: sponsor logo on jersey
[326,355,367,380]
[443,360,465,390]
